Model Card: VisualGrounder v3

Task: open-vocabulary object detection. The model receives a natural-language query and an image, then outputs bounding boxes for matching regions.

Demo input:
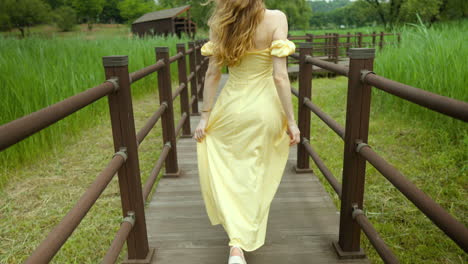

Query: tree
[118,0,155,23]
[400,0,443,24]
[265,0,312,29]
[101,0,124,23]
[72,0,104,30]
[0,0,51,36]
[53,6,77,31]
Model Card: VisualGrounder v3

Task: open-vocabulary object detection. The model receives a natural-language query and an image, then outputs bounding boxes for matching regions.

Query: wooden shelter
[132,5,196,38]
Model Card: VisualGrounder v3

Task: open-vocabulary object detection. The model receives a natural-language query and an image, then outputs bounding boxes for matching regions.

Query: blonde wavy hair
[201,0,266,67]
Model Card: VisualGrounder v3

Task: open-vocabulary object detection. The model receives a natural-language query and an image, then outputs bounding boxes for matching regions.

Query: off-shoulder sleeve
[270,39,296,57]
[201,41,214,56]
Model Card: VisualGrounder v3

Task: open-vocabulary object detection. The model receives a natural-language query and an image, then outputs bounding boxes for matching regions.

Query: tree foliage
[53,6,77,31]
[265,0,312,29]
[71,0,104,30]
[0,0,51,36]
[118,0,155,23]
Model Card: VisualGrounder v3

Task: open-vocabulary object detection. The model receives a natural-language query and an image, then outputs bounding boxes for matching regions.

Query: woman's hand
[287,121,300,146]
[193,118,208,142]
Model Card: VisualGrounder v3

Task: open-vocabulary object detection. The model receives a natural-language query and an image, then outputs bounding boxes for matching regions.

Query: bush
[53,6,77,32]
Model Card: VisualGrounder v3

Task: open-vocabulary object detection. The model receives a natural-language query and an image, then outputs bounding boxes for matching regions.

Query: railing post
[326,33,331,59]
[379,31,384,50]
[333,48,375,259]
[156,47,180,177]
[334,33,340,64]
[357,32,363,48]
[307,33,315,57]
[295,42,313,173]
[346,32,351,55]
[397,32,401,47]
[188,41,200,116]
[372,31,376,47]
[177,43,192,137]
[195,40,204,100]
[103,56,154,263]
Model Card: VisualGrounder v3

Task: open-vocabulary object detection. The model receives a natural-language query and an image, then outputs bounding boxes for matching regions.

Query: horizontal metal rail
[302,139,342,197]
[187,72,195,82]
[352,208,399,263]
[175,112,188,137]
[169,52,184,64]
[358,144,468,251]
[136,102,168,146]
[0,81,115,151]
[129,59,165,84]
[172,83,187,101]
[363,73,468,122]
[291,87,299,97]
[303,98,345,139]
[189,94,196,108]
[142,142,172,200]
[25,153,126,263]
[102,212,135,264]
[304,55,349,76]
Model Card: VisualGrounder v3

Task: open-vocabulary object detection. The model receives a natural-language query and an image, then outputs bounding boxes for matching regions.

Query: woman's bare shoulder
[263,9,287,27]
[264,9,286,19]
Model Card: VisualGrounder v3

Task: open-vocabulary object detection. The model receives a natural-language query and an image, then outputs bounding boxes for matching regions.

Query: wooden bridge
[1,33,467,264]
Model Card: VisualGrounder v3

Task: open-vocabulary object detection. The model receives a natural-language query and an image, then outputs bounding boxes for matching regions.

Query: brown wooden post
[334,33,340,64]
[188,41,200,115]
[397,33,401,47]
[357,32,363,48]
[346,32,351,52]
[379,31,384,50]
[309,34,315,57]
[156,47,180,177]
[195,40,204,100]
[103,56,154,263]
[326,33,331,59]
[187,10,192,38]
[333,48,375,259]
[372,31,376,47]
[295,42,313,173]
[200,39,209,97]
[177,43,192,137]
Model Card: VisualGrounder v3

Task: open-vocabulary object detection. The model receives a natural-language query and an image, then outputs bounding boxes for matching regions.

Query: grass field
[0,31,195,188]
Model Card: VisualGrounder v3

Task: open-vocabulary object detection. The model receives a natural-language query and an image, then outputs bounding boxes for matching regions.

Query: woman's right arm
[271,11,300,146]
[271,11,296,126]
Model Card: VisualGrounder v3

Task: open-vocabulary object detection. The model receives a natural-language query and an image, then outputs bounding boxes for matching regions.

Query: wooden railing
[287,31,400,64]
[0,39,210,263]
[289,43,468,262]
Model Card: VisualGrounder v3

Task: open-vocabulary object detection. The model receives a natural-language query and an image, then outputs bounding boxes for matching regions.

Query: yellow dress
[196,39,296,252]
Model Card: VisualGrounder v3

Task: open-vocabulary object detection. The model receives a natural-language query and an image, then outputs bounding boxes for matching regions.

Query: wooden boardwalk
[144,74,369,264]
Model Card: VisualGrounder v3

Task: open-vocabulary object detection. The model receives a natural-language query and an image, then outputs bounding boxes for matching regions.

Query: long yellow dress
[196,39,296,252]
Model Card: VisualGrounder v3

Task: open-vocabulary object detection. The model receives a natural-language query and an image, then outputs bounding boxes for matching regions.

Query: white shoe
[228,245,247,264]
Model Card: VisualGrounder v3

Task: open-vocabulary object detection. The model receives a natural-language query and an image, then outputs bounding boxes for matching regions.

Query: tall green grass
[0,34,195,188]
[372,19,468,163]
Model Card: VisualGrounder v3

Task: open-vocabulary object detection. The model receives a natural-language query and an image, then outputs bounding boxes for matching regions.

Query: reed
[0,34,192,187]
[373,19,468,138]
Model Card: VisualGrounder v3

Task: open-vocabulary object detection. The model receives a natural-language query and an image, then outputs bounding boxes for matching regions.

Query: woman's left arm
[193,30,222,142]
[200,56,222,121]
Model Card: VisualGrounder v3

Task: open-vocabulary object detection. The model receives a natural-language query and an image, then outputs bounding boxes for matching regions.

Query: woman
[193,0,300,263]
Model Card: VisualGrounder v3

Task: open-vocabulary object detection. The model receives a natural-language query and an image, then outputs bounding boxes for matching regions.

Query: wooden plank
[145,74,369,263]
